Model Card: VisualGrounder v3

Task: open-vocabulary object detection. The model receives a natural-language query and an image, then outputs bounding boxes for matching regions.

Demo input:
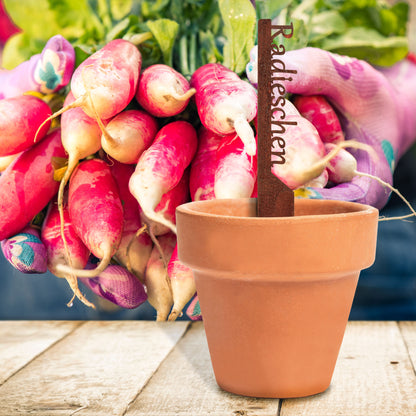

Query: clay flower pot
[176,198,378,398]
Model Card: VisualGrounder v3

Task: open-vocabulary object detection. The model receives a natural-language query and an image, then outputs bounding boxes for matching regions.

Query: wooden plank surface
[399,321,416,372]
[280,321,416,416]
[125,321,279,416]
[0,320,81,386]
[0,321,190,416]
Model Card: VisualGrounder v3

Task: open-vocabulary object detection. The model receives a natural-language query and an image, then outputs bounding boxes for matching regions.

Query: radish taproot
[136,64,196,117]
[189,126,222,201]
[214,134,257,199]
[0,95,51,156]
[0,128,66,241]
[55,159,124,278]
[129,120,197,234]
[167,244,196,321]
[145,232,176,321]
[101,109,158,164]
[191,63,257,156]
[79,263,147,309]
[109,161,152,282]
[41,196,93,307]
[293,95,345,144]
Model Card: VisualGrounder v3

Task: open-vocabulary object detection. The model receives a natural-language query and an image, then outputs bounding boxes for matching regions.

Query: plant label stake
[257,19,295,217]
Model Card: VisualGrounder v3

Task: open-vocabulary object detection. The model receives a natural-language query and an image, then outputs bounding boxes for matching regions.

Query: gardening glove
[1,226,47,273]
[247,46,416,209]
[0,34,75,99]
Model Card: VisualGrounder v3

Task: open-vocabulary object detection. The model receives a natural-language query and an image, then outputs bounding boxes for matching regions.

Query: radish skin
[0,129,66,240]
[0,95,51,156]
[57,91,102,272]
[324,144,357,183]
[145,232,176,321]
[191,63,257,156]
[168,244,196,321]
[293,95,345,144]
[271,102,326,189]
[144,169,190,237]
[214,134,257,199]
[101,109,158,164]
[36,39,141,139]
[71,39,141,120]
[129,120,197,234]
[136,64,196,117]
[109,161,152,282]
[41,197,93,307]
[55,159,124,278]
[189,126,222,201]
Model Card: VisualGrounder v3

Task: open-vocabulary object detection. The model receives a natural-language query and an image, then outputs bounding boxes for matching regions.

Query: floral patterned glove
[0,34,75,99]
[247,47,416,209]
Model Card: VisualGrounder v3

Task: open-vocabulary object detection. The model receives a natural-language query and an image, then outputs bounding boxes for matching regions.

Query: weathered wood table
[0,321,415,415]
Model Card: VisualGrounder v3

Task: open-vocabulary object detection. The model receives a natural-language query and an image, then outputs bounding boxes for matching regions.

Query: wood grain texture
[0,320,81,386]
[399,321,416,372]
[280,321,416,416]
[125,321,279,416]
[0,321,189,416]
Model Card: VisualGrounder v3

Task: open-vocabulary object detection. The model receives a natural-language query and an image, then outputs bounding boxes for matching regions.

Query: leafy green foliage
[3,0,256,76]
[257,0,410,66]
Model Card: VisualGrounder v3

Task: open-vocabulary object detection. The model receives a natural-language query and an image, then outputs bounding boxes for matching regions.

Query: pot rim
[176,198,378,223]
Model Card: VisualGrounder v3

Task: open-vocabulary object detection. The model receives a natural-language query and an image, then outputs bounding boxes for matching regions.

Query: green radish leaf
[218,0,256,74]
[309,10,346,42]
[146,18,179,67]
[318,27,408,66]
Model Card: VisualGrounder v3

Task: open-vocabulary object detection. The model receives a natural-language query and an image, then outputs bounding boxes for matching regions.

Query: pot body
[176,198,378,398]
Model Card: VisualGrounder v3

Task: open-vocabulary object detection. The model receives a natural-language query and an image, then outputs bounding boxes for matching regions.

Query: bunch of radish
[1,35,403,321]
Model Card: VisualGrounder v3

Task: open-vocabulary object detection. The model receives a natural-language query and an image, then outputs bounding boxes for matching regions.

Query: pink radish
[214,134,257,199]
[55,158,124,278]
[0,128,66,240]
[324,143,357,184]
[144,169,190,237]
[56,91,102,270]
[189,126,222,201]
[190,63,257,155]
[145,232,176,321]
[293,95,345,144]
[70,39,141,120]
[167,244,196,321]
[101,109,158,164]
[41,196,93,307]
[36,39,141,138]
[129,120,197,234]
[303,168,329,189]
[109,161,152,282]
[0,95,51,156]
[270,102,326,189]
[79,263,147,309]
[136,64,196,117]
[0,153,21,172]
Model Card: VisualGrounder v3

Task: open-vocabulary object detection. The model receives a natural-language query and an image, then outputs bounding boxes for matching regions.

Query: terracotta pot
[176,198,378,398]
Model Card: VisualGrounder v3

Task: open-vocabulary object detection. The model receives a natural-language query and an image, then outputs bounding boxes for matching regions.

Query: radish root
[233,114,256,156]
[167,87,196,102]
[355,170,416,222]
[55,249,113,278]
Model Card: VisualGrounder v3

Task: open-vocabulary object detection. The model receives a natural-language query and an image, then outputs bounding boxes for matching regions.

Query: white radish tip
[233,115,256,156]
